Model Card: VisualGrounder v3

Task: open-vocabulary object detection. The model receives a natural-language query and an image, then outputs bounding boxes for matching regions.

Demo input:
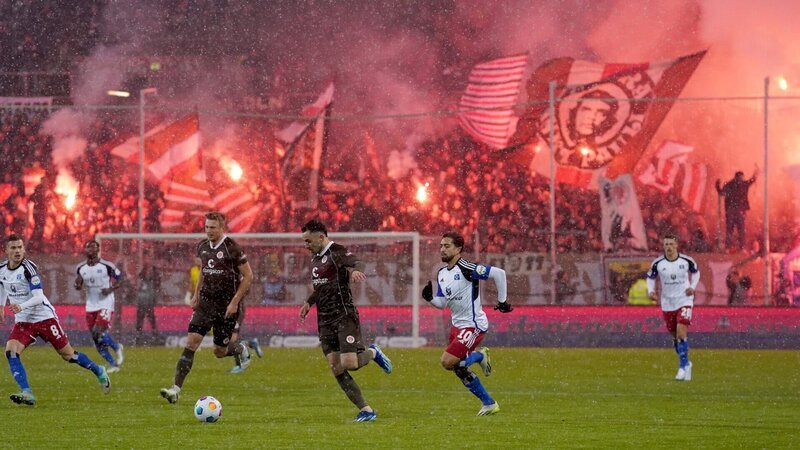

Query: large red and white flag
[599,174,648,252]
[458,54,528,149]
[509,51,706,190]
[111,113,200,183]
[637,141,694,192]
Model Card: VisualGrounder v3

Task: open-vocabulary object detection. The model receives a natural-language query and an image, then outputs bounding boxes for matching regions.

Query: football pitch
[2,346,798,449]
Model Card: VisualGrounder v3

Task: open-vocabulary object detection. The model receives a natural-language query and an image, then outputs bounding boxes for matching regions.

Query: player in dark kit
[160,211,254,404]
[299,219,393,422]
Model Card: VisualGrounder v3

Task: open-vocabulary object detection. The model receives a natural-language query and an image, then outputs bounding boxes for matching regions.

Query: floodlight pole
[763,77,771,305]
[548,81,557,306]
[138,88,157,238]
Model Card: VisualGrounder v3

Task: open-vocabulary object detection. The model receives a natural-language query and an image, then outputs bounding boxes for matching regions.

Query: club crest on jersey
[476,265,488,276]
[216,251,224,259]
[322,256,328,263]
[679,264,685,269]
[16,274,22,280]
[346,335,355,344]
[454,274,460,280]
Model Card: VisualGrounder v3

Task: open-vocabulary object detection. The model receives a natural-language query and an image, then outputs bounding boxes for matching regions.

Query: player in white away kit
[75,240,125,373]
[646,234,699,381]
[422,231,513,416]
[1,234,110,406]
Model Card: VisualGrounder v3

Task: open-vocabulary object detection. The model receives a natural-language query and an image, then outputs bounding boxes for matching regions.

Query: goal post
[97,232,423,346]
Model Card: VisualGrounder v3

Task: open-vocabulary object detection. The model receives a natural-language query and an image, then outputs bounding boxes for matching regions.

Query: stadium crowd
[1,106,786,257]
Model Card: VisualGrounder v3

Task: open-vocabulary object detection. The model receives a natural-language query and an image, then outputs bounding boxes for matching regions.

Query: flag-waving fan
[508,51,706,189]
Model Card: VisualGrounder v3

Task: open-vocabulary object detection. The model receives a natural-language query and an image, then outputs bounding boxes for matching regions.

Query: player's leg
[162,313,209,404]
[227,309,247,373]
[100,310,123,365]
[675,307,693,381]
[337,315,392,374]
[6,328,36,405]
[321,324,375,421]
[443,327,497,415]
[212,314,250,365]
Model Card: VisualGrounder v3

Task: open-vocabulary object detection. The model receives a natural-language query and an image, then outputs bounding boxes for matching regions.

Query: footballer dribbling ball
[194,396,222,423]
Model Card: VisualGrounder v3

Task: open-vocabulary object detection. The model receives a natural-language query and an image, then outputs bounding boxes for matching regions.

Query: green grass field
[2,346,798,449]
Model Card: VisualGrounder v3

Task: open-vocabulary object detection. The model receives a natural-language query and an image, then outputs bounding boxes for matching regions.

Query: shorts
[9,318,70,350]
[445,326,486,359]
[662,306,693,333]
[318,314,365,355]
[188,309,239,347]
[86,309,113,330]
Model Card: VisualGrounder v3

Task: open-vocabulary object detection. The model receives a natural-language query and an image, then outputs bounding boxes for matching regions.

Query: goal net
[97,232,426,347]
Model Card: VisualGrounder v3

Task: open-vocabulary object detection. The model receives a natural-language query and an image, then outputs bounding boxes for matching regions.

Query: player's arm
[225,260,254,318]
[300,290,319,320]
[339,249,366,282]
[73,266,84,290]
[422,280,447,309]
[686,259,700,296]
[488,266,512,313]
[0,284,6,321]
[101,263,125,295]
[13,272,47,312]
[646,263,659,301]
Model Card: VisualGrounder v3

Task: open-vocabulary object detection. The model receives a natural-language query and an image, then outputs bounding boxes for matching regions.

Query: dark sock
[335,371,367,409]
[174,348,195,388]
[356,351,372,369]
[226,342,244,357]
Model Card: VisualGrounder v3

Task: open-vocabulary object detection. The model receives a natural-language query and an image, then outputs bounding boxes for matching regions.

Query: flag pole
[763,77,771,305]
[548,81,557,306]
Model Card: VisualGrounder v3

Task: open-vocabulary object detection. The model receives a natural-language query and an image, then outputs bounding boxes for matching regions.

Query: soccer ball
[194,396,222,423]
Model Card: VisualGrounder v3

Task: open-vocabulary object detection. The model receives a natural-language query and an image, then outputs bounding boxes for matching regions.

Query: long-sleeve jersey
[430,257,507,332]
[0,258,58,323]
[306,241,364,326]
[646,253,699,312]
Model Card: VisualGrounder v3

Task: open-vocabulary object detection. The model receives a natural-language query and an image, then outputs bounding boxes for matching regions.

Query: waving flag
[638,141,707,211]
[278,83,334,209]
[599,174,647,252]
[678,161,708,212]
[210,184,261,232]
[510,51,706,190]
[637,141,693,192]
[111,113,200,183]
[457,54,528,149]
[159,146,213,231]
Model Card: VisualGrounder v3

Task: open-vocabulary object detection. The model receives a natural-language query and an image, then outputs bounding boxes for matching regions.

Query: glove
[494,302,513,313]
[422,281,433,302]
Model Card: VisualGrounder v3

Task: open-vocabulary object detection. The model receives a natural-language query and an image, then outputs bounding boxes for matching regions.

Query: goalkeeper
[422,231,513,416]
